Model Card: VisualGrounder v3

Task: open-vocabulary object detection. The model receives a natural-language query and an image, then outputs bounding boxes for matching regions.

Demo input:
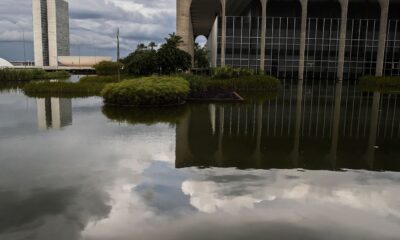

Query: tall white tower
[32,0,70,67]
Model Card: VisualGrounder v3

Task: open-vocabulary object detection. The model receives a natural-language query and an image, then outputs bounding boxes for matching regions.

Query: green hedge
[79,75,130,83]
[0,69,70,81]
[212,66,255,79]
[102,105,188,125]
[183,74,280,92]
[23,81,105,98]
[359,76,400,92]
[101,76,190,106]
[94,61,123,76]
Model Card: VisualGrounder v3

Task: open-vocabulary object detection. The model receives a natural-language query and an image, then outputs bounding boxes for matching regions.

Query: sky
[0,0,186,61]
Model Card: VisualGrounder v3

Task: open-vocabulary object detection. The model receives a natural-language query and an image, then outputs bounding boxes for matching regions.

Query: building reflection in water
[36,98,72,130]
[176,81,400,171]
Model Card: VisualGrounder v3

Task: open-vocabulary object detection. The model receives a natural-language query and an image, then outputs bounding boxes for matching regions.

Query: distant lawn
[23,81,106,98]
[0,69,70,81]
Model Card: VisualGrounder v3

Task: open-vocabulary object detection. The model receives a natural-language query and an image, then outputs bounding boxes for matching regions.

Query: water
[0,81,400,240]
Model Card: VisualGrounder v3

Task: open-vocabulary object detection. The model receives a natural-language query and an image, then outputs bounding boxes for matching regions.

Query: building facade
[33,0,70,67]
[177,0,400,80]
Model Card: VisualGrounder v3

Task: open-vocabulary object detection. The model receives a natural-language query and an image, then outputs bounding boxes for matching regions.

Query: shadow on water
[102,105,189,126]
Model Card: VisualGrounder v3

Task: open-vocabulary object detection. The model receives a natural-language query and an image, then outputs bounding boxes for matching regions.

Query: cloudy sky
[0,0,178,61]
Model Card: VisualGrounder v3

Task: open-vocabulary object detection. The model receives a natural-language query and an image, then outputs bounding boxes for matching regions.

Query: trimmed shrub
[212,66,255,79]
[79,75,130,83]
[94,61,123,76]
[0,69,70,81]
[101,76,190,106]
[23,81,105,98]
[102,105,188,125]
[182,74,280,92]
[359,76,400,92]
[44,71,70,79]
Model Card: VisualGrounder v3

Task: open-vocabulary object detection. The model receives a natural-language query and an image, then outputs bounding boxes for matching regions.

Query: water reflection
[36,98,72,130]
[1,82,400,240]
[176,82,400,171]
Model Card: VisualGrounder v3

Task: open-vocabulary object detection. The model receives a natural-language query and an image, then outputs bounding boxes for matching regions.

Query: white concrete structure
[33,0,70,67]
[58,56,113,67]
[0,58,14,68]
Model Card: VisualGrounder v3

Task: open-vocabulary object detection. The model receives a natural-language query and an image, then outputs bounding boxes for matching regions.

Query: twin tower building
[32,0,69,67]
[177,0,400,80]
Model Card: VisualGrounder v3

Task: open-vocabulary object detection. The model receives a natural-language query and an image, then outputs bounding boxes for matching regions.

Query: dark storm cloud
[0,0,177,60]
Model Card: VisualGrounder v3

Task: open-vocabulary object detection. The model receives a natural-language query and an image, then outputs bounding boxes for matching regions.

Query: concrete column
[47,0,58,67]
[298,0,308,80]
[32,0,44,66]
[366,92,381,169]
[337,0,349,82]
[376,0,390,77]
[290,79,304,167]
[177,0,194,61]
[260,0,268,73]
[328,81,343,169]
[220,0,227,67]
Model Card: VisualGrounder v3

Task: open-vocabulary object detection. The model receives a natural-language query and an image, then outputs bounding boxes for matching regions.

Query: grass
[102,105,188,125]
[182,74,280,92]
[79,75,130,83]
[0,69,70,81]
[23,81,106,98]
[359,76,400,92]
[101,76,190,106]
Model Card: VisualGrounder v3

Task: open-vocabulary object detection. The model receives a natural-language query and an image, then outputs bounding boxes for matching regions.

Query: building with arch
[177,0,400,80]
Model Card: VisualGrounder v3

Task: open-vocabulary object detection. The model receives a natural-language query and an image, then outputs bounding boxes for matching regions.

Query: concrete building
[57,56,113,67]
[177,0,400,80]
[33,0,70,67]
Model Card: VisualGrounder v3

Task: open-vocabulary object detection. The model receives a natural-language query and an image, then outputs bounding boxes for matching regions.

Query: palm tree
[165,33,184,48]
[148,42,157,50]
[137,43,147,51]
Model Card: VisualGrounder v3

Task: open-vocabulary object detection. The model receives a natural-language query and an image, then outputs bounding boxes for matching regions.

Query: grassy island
[23,81,106,98]
[0,69,70,81]
[359,76,400,92]
[101,76,190,107]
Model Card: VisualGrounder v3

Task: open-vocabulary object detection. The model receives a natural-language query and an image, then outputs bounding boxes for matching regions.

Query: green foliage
[79,75,130,83]
[0,69,70,81]
[101,76,190,106]
[182,74,280,92]
[23,81,105,98]
[102,105,188,125]
[194,43,209,68]
[212,66,255,79]
[44,71,70,79]
[359,76,400,92]
[94,61,123,76]
[122,48,158,76]
[157,33,192,74]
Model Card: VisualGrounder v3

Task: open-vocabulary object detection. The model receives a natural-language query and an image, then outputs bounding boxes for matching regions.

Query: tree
[137,43,147,51]
[93,61,122,76]
[122,47,158,76]
[148,42,157,50]
[157,33,192,74]
[194,43,209,68]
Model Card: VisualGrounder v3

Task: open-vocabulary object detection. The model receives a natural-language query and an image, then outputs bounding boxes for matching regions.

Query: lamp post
[9,21,27,67]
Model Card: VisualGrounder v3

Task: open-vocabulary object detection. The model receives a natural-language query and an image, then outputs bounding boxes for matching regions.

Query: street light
[9,20,27,66]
